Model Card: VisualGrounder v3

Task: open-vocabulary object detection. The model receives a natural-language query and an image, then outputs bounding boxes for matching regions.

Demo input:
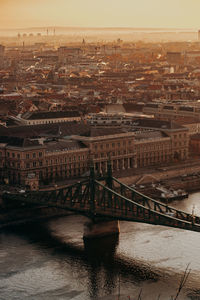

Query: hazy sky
[0,0,200,29]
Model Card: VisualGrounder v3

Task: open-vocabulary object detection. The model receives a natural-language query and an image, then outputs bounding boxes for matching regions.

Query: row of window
[93,140,132,150]
[6,152,43,159]
[27,118,78,125]
[135,143,171,151]
[46,155,86,165]
[174,141,187,147]
[173,133,187,139]
[26,161,43,168]
[94,149,133,159]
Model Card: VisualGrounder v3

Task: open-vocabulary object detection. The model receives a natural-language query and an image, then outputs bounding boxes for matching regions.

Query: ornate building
[0,121,189,189]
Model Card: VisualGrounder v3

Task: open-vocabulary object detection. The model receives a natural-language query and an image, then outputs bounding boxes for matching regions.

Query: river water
[1,193,200,300]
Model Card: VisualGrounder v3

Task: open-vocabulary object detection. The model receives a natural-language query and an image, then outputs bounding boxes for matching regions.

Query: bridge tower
[83,160,120,239]
[106,158,113,190]
[89,161,96,218]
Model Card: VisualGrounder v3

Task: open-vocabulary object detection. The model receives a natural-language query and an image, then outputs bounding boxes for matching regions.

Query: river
[1,193,200,300]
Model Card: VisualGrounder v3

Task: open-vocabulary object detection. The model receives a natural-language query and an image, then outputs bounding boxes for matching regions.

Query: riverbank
[116,158,200,193]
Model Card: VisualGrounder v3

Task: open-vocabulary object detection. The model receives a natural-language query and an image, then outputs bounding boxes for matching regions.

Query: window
[17,154,20,159]
[26,154,29,159]
[39,161,43,166]
[39,152,42,157]
[7,152,10,157]
[33,153,36,158]
[33,162,36,167]
[12,153,15,158]
[26,163,30,168]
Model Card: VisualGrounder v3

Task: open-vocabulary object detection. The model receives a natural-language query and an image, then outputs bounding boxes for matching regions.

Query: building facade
[20,111,81,126]
[0,121,189,189]
[143,103,200,121]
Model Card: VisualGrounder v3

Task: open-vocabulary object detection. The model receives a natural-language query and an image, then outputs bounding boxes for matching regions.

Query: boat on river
[156,185,188,202]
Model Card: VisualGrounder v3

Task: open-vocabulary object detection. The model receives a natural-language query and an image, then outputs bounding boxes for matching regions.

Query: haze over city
[2,0,200,299]
[0,0,200,29]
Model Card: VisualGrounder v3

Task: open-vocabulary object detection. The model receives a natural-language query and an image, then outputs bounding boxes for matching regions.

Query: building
[0,45,5,67]
[190,134,200,156]
[0,45,5,57]
[166,52,182,65]
[57,47,82,63]
[87,113,133,126]
[132,118,189,161]
[19,111,81,126]
[0,129,135,187]
[0,121,189,188]
[143,103,200,122]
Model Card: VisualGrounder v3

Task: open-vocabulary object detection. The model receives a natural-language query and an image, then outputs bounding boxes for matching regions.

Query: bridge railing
[111,177,200,225]
[94,180,200,231]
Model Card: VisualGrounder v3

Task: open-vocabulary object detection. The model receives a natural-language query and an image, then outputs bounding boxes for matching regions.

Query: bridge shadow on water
[4,218,159,299]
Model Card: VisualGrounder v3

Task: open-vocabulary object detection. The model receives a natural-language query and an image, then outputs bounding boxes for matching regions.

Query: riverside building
[0,120,189,189]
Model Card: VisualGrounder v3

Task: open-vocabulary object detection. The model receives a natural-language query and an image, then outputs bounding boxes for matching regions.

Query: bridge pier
[83,219,120,239]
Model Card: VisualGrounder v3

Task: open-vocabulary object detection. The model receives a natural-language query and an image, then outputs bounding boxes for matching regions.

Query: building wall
[23,116,81,125]
[143,104,200,121]
[135,137,171,167]
[0,130,189,187]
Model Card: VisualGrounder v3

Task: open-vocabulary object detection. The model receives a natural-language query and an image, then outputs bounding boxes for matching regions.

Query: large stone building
[132,119,189,162]
[143,103,200,121]
[19,111,81,126]
[0,120,189,189]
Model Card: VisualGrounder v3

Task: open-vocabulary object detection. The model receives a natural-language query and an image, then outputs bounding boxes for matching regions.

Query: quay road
[114,157,200,188]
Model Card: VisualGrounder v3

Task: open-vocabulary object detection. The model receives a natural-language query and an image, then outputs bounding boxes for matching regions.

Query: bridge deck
[2,174,200,233]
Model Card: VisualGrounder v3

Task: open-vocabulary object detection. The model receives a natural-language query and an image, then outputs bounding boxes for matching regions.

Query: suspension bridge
[3,162,200,237]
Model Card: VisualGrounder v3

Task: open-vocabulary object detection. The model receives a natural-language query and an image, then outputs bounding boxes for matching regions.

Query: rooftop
[132,118,186,131]
[45,139,87,153]
[22,110,81,120]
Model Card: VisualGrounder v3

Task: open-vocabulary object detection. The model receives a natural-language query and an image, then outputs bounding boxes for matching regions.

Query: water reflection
[2,192,200,299]
[84,235,119,298]
[1,217,161,299]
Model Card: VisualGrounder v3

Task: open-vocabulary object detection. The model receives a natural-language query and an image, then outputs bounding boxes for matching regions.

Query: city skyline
[0,0,200,29]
